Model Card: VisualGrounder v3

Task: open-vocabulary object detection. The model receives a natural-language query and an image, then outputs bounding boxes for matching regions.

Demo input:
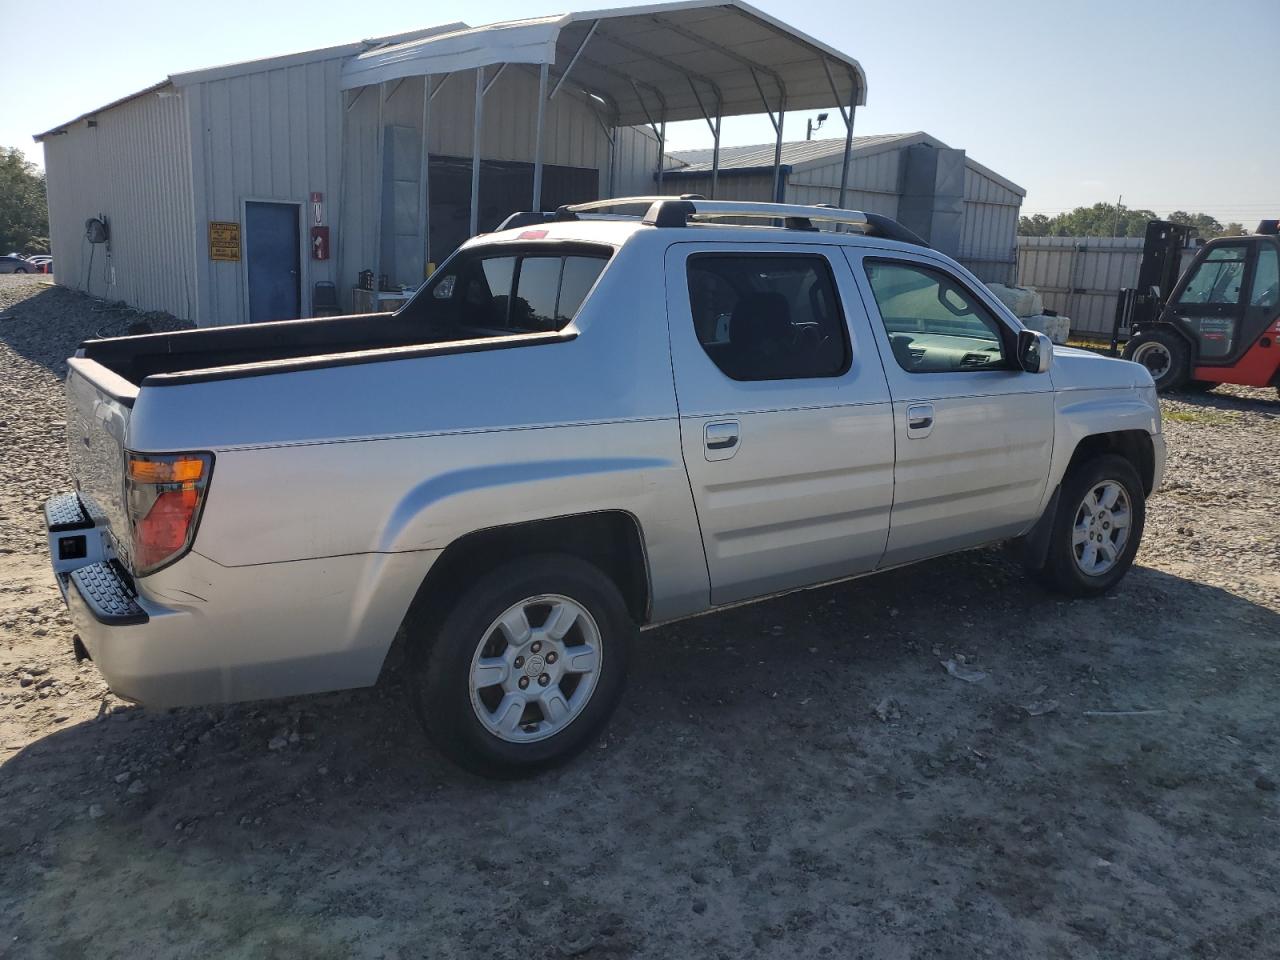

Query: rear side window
[686,254,850,381]
[405,247,609,337]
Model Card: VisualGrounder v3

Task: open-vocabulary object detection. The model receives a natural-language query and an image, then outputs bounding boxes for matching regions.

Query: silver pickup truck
[46,198,1164,777]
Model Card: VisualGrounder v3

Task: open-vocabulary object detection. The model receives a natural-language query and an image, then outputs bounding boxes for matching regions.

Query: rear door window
[685,254,850,381]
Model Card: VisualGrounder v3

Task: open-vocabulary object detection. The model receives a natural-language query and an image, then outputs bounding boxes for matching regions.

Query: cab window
[1177,245,1248,306]
[863,260,1010,373]
[402,246,609,337]
[1250,245,1279,308]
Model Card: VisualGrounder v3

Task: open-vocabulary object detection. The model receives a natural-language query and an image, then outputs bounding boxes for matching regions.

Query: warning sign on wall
[209,221,241,261]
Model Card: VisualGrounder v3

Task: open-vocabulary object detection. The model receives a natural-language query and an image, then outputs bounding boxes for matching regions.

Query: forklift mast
[1110,220,1199,353]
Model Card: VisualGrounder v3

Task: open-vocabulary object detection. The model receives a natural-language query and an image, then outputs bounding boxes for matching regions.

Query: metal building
[33,2,1026,327]
[35,0,874,326]
[661,132,1026,283]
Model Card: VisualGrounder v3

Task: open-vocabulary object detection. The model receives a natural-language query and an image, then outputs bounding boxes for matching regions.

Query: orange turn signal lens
[128,456,206,484]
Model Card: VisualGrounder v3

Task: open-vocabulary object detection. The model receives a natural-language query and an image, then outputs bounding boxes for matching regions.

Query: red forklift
[1119,219,1280,394]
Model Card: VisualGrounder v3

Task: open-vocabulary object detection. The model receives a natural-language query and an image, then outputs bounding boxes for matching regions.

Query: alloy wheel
[1072,480,1132,576]
[468,594,603,743]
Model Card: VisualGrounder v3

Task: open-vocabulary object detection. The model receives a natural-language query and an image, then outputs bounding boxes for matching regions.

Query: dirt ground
[2,275,1278,959]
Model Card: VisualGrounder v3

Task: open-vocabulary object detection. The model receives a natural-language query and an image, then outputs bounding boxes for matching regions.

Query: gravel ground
[1,274,1278,959]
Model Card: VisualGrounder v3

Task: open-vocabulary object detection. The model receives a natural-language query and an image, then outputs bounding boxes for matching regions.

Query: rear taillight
[125,451,213,575]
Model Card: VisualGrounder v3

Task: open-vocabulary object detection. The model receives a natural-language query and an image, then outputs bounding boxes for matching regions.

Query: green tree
[1221,222,1247,236]
[1017,202,1242,240]
[0,147,49,255]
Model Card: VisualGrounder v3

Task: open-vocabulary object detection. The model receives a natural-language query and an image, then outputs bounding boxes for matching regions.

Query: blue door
[245,202,300,323]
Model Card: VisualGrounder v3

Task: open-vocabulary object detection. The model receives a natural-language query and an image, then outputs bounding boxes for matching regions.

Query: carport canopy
[340,0,866,124]
[341,0,867,254]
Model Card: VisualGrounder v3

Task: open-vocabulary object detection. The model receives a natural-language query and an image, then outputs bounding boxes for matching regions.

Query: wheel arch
[1066,430,1156,496]
[379,510,652,681]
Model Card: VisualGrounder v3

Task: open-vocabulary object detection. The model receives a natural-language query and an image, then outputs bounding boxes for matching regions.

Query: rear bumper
[46,492,434,709]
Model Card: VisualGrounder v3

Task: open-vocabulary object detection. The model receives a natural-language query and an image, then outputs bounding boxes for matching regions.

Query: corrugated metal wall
[186,55,346,325]
[960,166,1021,284]
[658,145,1021,285]
[1016,236,1199,337]
[1017,237,1143,335]
[41,89,196,319]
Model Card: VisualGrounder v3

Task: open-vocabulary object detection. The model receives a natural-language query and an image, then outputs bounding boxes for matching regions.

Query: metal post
[470,67,484,238]
[839,105,855,210]
[607,125,618,199]
[372,81,386,283]
[419,75,432,273]
[657,118,666,191]
[711,103,721,200]
[772,97,786,203]
[532,62,549,212]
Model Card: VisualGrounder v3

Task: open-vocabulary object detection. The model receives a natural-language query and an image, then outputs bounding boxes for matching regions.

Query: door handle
[906,403,934,438]
[704,420,740,460]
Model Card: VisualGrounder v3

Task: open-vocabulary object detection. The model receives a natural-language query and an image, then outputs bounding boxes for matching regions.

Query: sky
[3,0,1277,226]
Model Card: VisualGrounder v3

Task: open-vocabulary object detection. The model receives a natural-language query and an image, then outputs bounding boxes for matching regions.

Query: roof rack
[560,197,929,246]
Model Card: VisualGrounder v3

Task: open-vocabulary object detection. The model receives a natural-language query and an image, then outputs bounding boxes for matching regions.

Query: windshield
[397,244,610,338]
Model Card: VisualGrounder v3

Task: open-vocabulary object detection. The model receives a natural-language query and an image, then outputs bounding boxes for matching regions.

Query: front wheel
[1123,327,1189,391]
[1032,454,1146,597]
[408,553,632,778]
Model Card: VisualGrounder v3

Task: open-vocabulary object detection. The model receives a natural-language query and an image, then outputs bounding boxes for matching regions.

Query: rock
[127,779,147,795]
[1021,700,1059,717]
[873,697,902,722]
[113,771,131,784]
[692,899,708,914]
[267,735,288,751]
[1256,776,1277,793]
[942,659,987,683]
[88,803,105,820]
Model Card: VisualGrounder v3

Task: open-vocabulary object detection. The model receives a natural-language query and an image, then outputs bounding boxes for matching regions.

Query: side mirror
[1017,329,1053,374]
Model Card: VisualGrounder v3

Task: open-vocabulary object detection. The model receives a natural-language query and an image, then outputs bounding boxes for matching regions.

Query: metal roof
[340,0,867,126]
[31,24,466,141]
[667,131,1027,197]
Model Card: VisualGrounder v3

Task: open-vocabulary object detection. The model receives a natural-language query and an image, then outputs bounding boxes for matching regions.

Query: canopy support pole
[631,80,667,193]
[419,74,432,273]
[532,61,549,211]
[687,79,722,199]
[658,117,666,190]
[839,103,856,210]
[550,20,598,101]
[469,67,484,238]
[822,59,860,211]
[372,81,386,282]
[752,70,786,203]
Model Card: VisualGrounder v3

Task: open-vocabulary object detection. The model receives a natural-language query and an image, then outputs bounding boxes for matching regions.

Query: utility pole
[1112,194,1123,237]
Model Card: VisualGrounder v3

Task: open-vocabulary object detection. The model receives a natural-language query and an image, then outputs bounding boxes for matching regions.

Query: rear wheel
[1124,326,1189,391]
[408,553,632,778]
[1032,454,1146,597]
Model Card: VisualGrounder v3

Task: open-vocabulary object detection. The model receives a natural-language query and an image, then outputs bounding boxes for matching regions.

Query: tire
[14,267,28,274]
[1123,327,1189,391]
[1033,454,1146,598]
[408,553,632,779]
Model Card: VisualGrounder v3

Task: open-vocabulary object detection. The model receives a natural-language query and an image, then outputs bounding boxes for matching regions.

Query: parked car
[46,198,1165,777]
[0,254,35,274]
[26,255,53,274]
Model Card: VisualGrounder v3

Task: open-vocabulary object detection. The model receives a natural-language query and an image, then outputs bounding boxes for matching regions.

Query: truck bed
[78,311,429,385]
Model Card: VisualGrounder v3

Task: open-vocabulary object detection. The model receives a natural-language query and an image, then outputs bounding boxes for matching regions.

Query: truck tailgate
[65,357,136,568]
